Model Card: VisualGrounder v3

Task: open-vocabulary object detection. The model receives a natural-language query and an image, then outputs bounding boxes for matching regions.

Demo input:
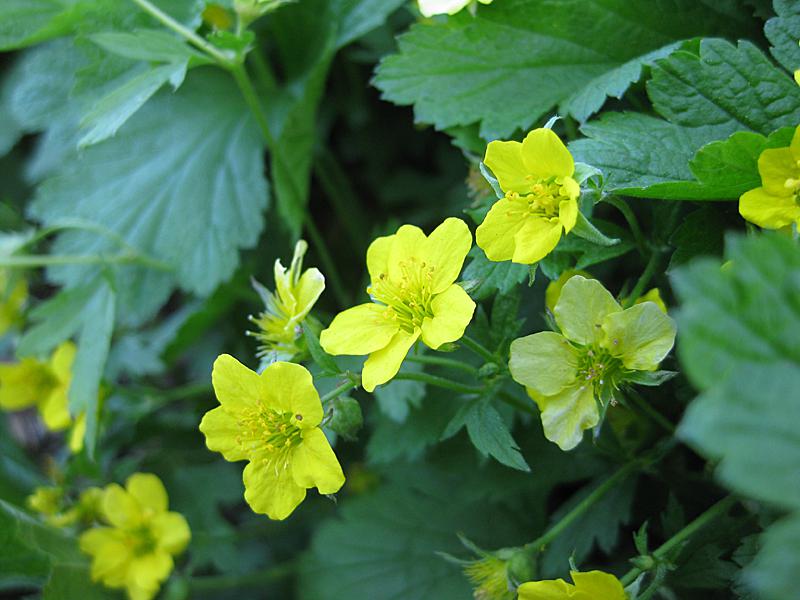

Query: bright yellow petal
[554,276,621,345]
[601,302,676,371]
[517,578,575,599]
[757,147,796,195]
[199,406,248,462]
[512,217,562,264]
[320,303,399,355]
[362,328,420,392]
[366,233,393,281]
[126,473,168,515]
[261,361,323,427]
[69,413,86,453]
[152,512,191,555]
[128,551,173,599]
[739,187,800,230]
[211,354,264,411]
[79,527,131,588]
[558,197,578,233]
[292,267,325,319]
[509,332,579,396]
[387,224,427,282]
[49,341,76,385]
[420,284,475,349]
[102,483,142,528]
[0,359,52,411]
[521,128,574,179]
[39,388,71,431]
[571,571,627,599]
[291,428,345,495]
[530,383,598,451]
[476,196,527,262]
[483,139,529,193]
[242,459,307,520]
[423,217,473,293]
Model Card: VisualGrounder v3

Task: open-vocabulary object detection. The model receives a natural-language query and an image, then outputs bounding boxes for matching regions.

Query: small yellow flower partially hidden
[464,555,514,600]
[0,341,86,452]
[200,355,345,520]
[249,240,325,365]
[477,129,580,265]
[739,125,800,230]
[79,473,190,600]
[320,218,476,392]
[510,276,676,451]
[518,570,627,600]
[28,485,103,528]
[418,0,493,17]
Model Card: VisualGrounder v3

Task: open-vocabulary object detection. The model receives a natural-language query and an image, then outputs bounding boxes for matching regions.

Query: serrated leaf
[462,246,528,301]
[30,69,268,323]
[765,0,800,74]
[673,234,800,511]
[465,402,530,472]
[647,39,800,136]
[374,0,754,138]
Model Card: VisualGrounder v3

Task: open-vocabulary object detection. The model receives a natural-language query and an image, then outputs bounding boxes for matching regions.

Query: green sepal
[571,212,620,247]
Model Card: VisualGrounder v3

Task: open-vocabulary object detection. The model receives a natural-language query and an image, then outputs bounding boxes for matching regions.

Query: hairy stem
[393,372,484,395]
[406,354,478,374]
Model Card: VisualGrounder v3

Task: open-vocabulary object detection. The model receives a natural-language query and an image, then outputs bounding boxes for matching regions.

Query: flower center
[236,404,303,470]
[504,175,569,221]
[368,257,436,332]
[576,347,621,393]
[130,524,158,556]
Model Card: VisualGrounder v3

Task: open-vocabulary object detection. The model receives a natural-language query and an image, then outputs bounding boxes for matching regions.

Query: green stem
[129,0,234,65]
[625,389,675,434]
[0,253,171,271]
[406,355,478,375]
[524,459,642,553]
[623,251,661,308]
[604,196,647,256]
[188,561,296,592]
[461,335,499,365]
[320,380,358,405]
[620,495,737,587]
[393,372,484,395]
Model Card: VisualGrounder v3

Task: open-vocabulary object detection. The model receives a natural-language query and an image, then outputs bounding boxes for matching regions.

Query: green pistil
[576,347,621,393]
[368,257,436,333]
[237,405,303,464]
[131,525,158,556]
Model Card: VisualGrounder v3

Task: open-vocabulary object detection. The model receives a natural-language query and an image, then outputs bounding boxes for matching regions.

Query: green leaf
[745,515,800,600]
[78,61,188,148]
[303,322,340,376]
[673,233,800,511]
[668,207,727,270]
[88,29,206,63]
[570,212,619,247]
[69,278,116,456]
[0,0,88,51]
[373,359,425,423]
[42,564,116,600]
[647,39,800,136]
[765,0,800,74]
[30,69,268,323]
[462,247,528,301]
[462,401,529,472]
[624,370,678,386]
[374,0,754,138]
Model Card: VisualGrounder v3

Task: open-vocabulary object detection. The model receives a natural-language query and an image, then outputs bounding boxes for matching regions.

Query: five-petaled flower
[320,218,476,392]
[477,128,580,265]
[739,125,800,230]
[0,341,86,452]
[248,239,325,366]
[79,473,191,600]
[200,355,345,519]
[509,276,676,451]
[517,570,627,600]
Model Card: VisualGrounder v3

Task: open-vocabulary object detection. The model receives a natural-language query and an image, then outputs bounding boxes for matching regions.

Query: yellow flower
[79,474,190,600]
[249,240,325,365]
[739,125,800,230]
[28,485,104,528]
[518,570,627,600]
[418,0,493,17]
[200,355,345,520]
[319,218,475,392]
[545,270,593,314]
[477,128,580,265]
[0,269,26,336]
[464,555,514,600]
[0,341,86,452]
[510,276,676,450]
[634,288,667,314]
